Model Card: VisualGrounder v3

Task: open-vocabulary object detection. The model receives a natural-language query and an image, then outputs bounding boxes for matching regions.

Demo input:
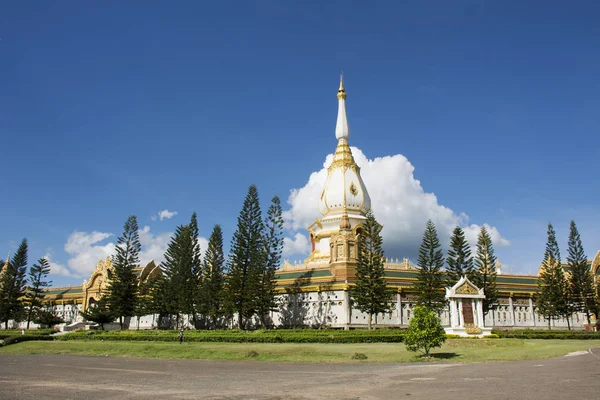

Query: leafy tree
[0,239,29,329]
[567,221,595,325]
[34,308,65,329]
[446,226,475,286]
[415,220,447,314]
[105,215,141,330]
[226,185,265,329]
[200,225,226,328]
[351,209,392,329]
[256,196,284,328]
[25,258,52,329]
[80,298,114,330]
[473,226,498,324]
[404,305,446,357]
[536,223,567,329]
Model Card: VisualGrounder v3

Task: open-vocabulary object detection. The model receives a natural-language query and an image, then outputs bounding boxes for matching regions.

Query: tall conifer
[160,219,201,329]
[446,226,475,286]
[201,224,226,327]
[226,185,264,329]
[536,223,567,329]
[351,209,391,329]
[25,257,52,329]
[415,220,447,313]
[256,196,284,328]
[473,226,498,324]
[106,215,141,329]
[0,239,28,329]
[567,221,595,325]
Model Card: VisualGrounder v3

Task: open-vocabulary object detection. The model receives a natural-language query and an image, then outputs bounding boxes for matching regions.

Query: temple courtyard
[1,345,599,399]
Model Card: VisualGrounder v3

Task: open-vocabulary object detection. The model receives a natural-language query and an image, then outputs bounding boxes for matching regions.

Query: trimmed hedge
[492,329,600,340]
[57,329,408,344]
[0,335,55,347]
[0,328,57,339]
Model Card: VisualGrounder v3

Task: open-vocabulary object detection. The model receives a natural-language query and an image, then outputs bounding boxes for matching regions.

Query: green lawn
[0,339,596,363]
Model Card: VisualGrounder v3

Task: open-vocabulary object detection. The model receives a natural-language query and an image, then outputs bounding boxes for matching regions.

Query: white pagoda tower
[305,77,371,270]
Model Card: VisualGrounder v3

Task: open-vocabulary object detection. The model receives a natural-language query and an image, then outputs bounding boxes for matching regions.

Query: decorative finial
[340,205,351,231]
[337,73,346,100]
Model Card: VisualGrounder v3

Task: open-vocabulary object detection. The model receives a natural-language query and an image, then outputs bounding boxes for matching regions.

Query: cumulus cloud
[283,147,509,261]
[151,209,178,221]
[65,231,115,277]
[43,253,72,277]
[50,226,208,279]
[282,233,312,257]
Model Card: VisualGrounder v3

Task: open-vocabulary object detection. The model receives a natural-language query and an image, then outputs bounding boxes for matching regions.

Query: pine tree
[415,220,447,314]
[473,226,498,324]
[80,298,113,330]
[256,196,284,328]
[226,185,264,329]
[536,223,567,329]
[351,209,391,329]
[187,212,203,327]
[160,223,199,329]
[567,221,595,325]
[0,239,29,329]
[25,258,52,329]
[201,225,226,328]
[105,215,141,329]
[446,226,475,286]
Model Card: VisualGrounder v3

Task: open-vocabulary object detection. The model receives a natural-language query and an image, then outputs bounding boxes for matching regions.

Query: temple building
[7,78,600,331]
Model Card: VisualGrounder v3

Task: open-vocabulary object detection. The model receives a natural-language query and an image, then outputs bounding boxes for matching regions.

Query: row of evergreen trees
[352,214,600,330]
[350,215,501,328]
[0,239,60,329]
[536,222,598,328]
[83,185,284,330]
[2,188,597,331]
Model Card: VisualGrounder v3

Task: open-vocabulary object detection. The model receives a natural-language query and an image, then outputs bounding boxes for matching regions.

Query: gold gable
[455,281,478,295]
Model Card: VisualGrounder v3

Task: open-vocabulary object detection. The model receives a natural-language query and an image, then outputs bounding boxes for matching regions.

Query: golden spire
[337,73,346,100]
[1,252,9,274]
[340,206,351,231]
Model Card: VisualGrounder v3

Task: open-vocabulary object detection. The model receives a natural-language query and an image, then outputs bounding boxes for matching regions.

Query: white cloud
[463,223,511,256]
[158,209,178,221]
[283,147,509,261]
[43,253,72,277]
[282,233,311,257]
[65,231,115,277]
[52,226,209,279]
[138,226,172,266]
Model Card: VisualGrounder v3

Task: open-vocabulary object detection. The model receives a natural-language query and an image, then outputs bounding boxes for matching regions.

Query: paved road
[1,350,599,399]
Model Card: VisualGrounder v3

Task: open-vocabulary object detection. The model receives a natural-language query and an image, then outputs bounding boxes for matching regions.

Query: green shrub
[56,328,407,344]
[491,329,600,340]
[405,306,446,357]
[245,350,259,358]
[351,352,368,360]
[0,335,55,347]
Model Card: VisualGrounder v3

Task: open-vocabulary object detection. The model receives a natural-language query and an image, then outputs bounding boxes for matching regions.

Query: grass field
[0,339,596,363]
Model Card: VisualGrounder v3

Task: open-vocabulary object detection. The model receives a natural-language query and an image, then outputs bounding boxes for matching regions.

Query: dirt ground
[1,348,599,399]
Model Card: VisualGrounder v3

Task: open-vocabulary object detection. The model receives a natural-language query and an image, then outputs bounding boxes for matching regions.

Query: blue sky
[1,1,599,286]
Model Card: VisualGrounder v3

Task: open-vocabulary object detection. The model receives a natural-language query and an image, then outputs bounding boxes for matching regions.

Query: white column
[396,292,402,326]
[477,300,485,327]
[458,299,464,327]
[344,290,351,330]
[508,296,515,327]
[450,300,458,328]
[529,297,536,327]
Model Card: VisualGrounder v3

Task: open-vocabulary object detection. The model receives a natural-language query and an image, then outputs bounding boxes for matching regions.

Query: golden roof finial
[340,205,351,231]
[337,73,346,100]
[1,252,9,273]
